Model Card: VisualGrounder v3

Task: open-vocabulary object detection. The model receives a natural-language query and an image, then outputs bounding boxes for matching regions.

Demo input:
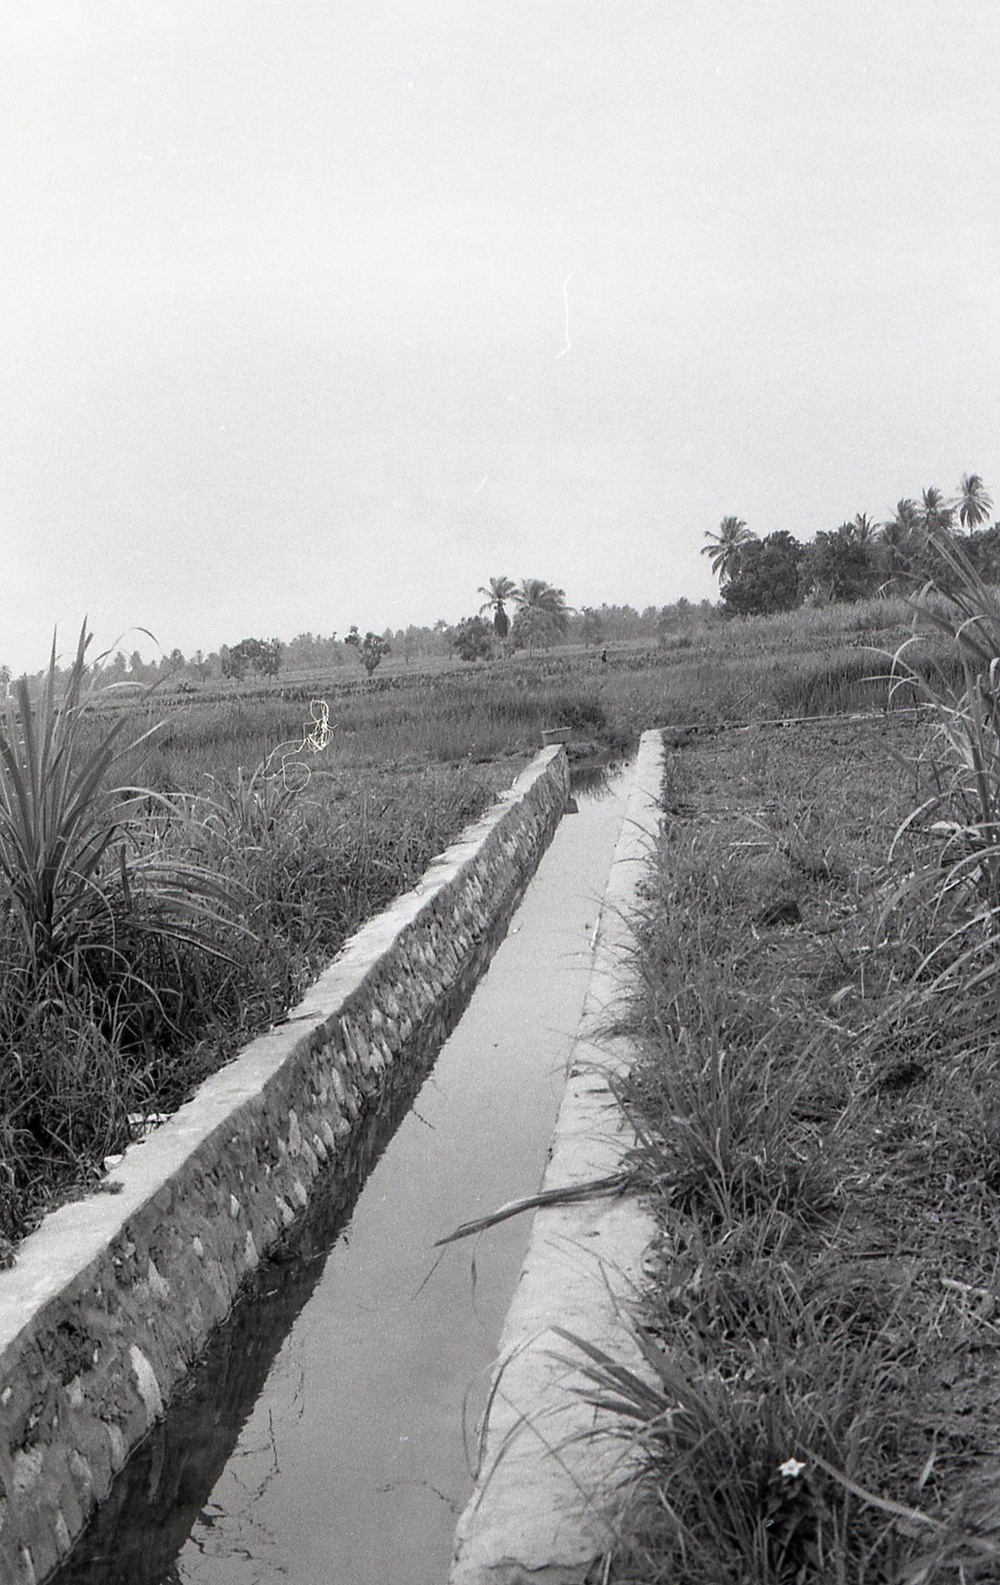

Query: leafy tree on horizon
[803,529,881,604]
[721,532,804,617]
[221,637,282,681]
[344,627,391,676]
[962,521,1000,582]
[450,615,495,663]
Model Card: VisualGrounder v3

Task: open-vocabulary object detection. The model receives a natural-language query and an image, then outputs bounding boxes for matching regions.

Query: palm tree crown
[511,579,571,648]
[851,513,879,542]
[918,486,954,535]
[702,517,756,585]
[477,576,517,638]
[882,500,920,545]
[956,473,993,532]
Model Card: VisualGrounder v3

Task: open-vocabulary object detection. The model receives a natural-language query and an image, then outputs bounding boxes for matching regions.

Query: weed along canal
[50,759,635,1585]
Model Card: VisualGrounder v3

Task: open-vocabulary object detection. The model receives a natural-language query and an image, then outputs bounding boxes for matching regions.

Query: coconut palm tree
[880,514,914,557]
[917,486,954,536]
[477,576,517,639]
[701,517,756,586]
[851,513,879,542]
[883,499,920,541]
[956,473,993,533]
[511,579,571,649]
[831,514,879,549]
[879,499,924,581]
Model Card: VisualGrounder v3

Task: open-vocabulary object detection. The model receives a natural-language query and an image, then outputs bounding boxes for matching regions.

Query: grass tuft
[606,710,1000,1583]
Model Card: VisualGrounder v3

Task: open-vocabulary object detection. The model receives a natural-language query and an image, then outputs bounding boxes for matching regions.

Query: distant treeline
[7,600,725,692]
[705,478,1000,617]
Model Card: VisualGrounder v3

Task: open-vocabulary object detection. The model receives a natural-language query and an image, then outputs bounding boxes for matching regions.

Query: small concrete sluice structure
[450,728,664,1585]
[0,747,571,1585]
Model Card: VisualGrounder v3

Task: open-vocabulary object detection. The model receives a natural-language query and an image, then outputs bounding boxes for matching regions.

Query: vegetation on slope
[599,540,1000,1582]
[0,641,515,1248]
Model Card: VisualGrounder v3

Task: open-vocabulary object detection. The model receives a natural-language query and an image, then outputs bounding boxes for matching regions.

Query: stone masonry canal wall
[0,746,570,1585]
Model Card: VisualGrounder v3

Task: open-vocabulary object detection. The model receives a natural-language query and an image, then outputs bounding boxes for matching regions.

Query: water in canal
[54,762,633,1585]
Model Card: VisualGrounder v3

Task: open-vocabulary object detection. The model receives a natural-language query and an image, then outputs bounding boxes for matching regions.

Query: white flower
[778,1458,806,1479]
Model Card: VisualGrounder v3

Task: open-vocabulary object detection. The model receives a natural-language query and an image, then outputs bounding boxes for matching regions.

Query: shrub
[450,616,495,663]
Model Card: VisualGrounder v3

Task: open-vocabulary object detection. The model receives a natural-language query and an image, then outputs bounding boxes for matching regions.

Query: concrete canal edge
[0,747,570,1585]
[450,728,665,1585]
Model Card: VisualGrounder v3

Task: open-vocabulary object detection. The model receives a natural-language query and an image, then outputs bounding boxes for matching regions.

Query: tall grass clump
[0,637,512,1244]
[0,643,232,986]
[0,629,244,1242]
[881,536,1000,1011]
[171,758,502,1079]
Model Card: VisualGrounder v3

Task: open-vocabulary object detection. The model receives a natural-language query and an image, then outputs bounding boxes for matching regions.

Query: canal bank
[0,747,569,1585]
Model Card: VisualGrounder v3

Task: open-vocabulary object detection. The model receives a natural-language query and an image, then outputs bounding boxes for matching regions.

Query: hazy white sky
[3,1,998,671]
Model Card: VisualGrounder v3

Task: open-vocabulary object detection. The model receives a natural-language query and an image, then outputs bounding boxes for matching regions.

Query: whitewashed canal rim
[451,728,665,1585]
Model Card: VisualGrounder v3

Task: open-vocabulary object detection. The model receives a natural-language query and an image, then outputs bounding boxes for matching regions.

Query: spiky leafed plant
[883,534,1000,1000]
[701,516,756,586]
[956,472,993,533]
[0,625,236,998]
[477,575,517,639]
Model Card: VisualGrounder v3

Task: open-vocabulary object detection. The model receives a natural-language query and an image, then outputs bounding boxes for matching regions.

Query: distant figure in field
[601,648,608,663]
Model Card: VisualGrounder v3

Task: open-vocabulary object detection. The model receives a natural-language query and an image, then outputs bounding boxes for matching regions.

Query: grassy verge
[606,711,1000,1583]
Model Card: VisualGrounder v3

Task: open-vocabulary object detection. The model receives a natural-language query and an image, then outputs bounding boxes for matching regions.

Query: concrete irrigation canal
[0,734,663,1585]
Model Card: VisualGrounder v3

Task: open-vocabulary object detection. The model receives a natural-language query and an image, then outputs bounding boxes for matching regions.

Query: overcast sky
[3,1,998,672]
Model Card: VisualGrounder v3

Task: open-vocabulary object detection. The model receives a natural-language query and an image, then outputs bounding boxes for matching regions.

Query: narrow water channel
[53,762,634,1585]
